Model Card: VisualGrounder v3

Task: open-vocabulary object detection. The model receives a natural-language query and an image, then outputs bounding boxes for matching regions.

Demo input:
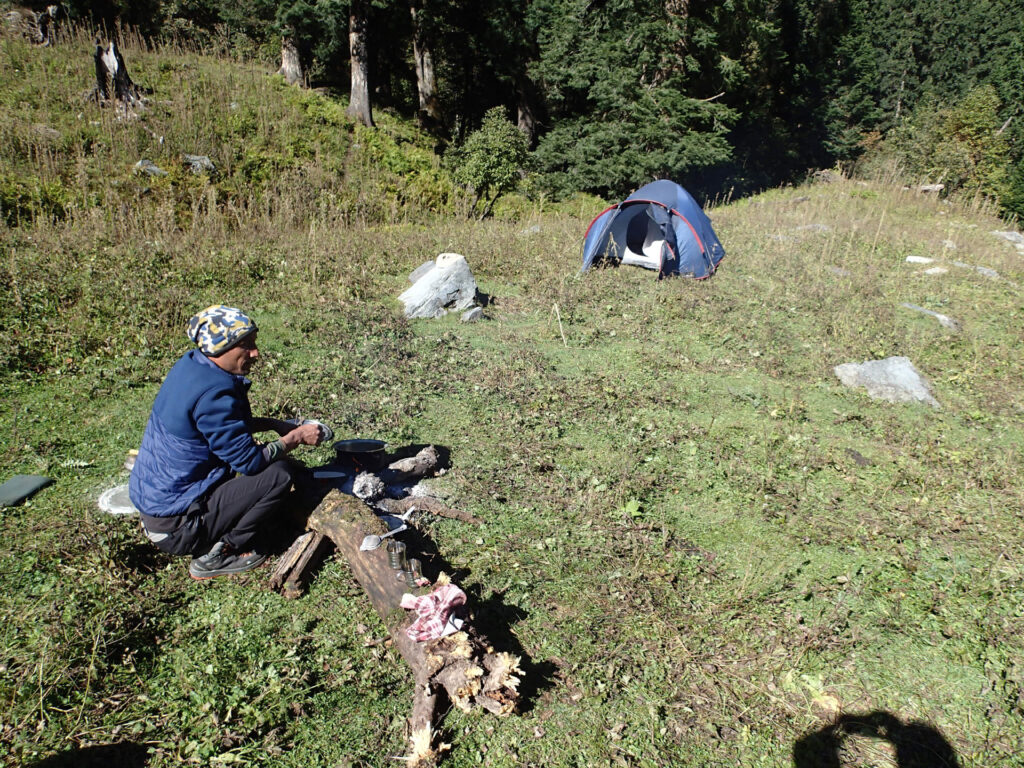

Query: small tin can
[387,540,407,570]
[406,558,423,587]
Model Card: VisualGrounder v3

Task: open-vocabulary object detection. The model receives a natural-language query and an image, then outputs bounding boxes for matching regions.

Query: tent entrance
[620,211,664,271]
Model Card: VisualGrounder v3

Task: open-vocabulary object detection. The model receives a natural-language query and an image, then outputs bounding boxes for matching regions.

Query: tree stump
[277,36,304,86]
[91,39,145,114]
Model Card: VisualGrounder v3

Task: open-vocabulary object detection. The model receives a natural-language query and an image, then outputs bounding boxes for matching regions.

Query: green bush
[445,107,529,218]
[1002,160,1024,220]
[882,85,1010,203]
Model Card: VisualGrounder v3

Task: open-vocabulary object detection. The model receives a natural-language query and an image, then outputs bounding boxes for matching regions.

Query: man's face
[210,333,259,376]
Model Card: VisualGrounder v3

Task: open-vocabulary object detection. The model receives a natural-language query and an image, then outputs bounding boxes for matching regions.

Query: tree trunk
[278,36,304,86]
[347,0,374,127]
[515,77,539,146]
[409,0,443,130]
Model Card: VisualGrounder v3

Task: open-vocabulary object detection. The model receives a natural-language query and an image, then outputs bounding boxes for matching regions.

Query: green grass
[2,23,1024,768]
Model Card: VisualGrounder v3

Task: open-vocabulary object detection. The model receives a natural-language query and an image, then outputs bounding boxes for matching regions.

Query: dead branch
[376,495,481,525]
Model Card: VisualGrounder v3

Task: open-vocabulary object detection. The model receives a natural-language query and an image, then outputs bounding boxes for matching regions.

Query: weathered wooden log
[269,530,316,591]
[307,489,519,766]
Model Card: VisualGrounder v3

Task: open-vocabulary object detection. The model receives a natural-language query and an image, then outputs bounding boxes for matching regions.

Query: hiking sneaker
[188,541,267,580]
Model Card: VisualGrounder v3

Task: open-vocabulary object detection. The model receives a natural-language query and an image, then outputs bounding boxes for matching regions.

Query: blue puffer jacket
[129,350,269,517]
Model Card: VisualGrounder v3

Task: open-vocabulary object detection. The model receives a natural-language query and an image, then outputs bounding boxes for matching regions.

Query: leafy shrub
[445,107,529,218]
[1002,160,1024,220]
[876,85,1011,204]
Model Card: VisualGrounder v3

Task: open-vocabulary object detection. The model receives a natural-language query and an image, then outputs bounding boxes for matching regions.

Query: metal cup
[406,558,422,587]
[387,540,406,570]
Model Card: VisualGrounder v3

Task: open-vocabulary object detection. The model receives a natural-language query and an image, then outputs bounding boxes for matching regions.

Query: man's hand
[280,422,323,450]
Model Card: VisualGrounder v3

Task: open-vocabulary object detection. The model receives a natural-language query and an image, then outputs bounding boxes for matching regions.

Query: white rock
[899,303,961,331]
[182,154,216,174]
[353,472,385,502]
[905,255,934,264]
[951,260,999,279]
[408,260,436,283]
[98,484,139,515]
[398,252,478,319]
[134,159,167,176]
[924,267,948,275]
[991,230,1024,246]
[834,356,940,408]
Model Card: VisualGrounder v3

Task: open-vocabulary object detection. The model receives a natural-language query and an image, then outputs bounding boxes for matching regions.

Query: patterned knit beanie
[187,305,257,356]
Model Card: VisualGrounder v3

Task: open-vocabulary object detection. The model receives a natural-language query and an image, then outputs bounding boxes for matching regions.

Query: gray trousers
[140,461,296,557]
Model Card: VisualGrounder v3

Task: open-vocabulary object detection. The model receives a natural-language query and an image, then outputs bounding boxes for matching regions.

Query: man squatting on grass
[129,305,329,580]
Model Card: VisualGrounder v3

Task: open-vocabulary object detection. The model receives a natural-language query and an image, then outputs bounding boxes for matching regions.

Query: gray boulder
[951,260,999,280]
[408,260,436,283]
[834,356,940,408]
[134,159,167,176]
[398,252,478,319]
[991,230,1024,250]
[182,154,216,175]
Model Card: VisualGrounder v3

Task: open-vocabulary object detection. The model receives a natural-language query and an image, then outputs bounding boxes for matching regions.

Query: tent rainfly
[581,180,726,279]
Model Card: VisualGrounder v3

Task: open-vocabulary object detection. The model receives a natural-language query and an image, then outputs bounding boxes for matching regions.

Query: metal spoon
[359,523,408,551]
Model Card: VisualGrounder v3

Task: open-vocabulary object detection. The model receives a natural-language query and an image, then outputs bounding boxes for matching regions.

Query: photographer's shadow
[27,742,149,768]
[793,711,960,768]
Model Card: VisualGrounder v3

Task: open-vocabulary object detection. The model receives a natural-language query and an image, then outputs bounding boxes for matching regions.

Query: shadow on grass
[27,742,149,767]
[793,711,960,768]
[112,538,168,574]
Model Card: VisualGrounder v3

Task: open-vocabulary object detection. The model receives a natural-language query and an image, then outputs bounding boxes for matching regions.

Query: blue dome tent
[581,180,726,279]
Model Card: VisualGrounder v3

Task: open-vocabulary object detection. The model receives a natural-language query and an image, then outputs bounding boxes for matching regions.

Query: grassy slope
[2,25,1024,768]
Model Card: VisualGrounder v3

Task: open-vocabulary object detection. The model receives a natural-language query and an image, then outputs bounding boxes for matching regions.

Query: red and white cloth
[400,583,467,642]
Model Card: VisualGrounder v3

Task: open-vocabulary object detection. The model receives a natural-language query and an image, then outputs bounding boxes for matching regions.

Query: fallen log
[307,489,520,766]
